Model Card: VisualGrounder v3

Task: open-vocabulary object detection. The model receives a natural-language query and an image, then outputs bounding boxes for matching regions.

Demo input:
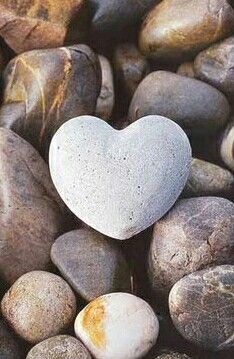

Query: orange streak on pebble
[82,298,106,348]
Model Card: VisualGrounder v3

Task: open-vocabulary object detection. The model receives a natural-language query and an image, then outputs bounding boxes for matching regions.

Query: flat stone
[51,229,132,301]
[0,1,86,53]
[26,335,91,359]
[148,197,234,298]
[169,265,234,351]
[75,293,159,359]
[0,44,101,156]
[194,36,234,100]
[139,0,234,61]
[0,128,64,284]
[0,319,24,359]
[128,71,230,135]
[183,158,234,199]
[1,271,77,344]
[49,115,191,239]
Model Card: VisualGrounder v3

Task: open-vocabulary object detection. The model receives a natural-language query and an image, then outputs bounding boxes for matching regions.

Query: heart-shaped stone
[49,115,191,239]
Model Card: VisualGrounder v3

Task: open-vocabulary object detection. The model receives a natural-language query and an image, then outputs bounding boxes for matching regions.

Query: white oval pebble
[49,115,191,239]
[74,292,159,359]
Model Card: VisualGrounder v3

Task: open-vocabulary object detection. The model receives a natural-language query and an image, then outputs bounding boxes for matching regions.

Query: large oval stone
[49,115,191,239]
[0,128,64,284]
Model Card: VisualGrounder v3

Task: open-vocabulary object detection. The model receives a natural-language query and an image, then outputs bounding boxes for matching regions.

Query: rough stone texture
[0,0,87,53]
[220,119,234,172]
[90,0,157,38]
[51,229,132,301]
[169,265,234,351]
[0,319,24,359]
[182,158,234,199]
[0,128,64,284]
[95,55,114,121]
[0,44,101,156]
[148,197,234,298]
[194,37,234,100]
[75,293,159,359]
[155,353,191,359]
[128,71,230,135]
[139,0,234,61]
[177,62,195,78]
[1,271,77,344]
[26,335,91,359]
[113,43,150,100]
[49,115,191,240]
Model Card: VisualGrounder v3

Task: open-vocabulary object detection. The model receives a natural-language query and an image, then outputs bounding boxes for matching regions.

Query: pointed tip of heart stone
[49,115,191,240]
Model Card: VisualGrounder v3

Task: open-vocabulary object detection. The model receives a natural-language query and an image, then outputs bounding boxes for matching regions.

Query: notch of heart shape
[49,115,191,239]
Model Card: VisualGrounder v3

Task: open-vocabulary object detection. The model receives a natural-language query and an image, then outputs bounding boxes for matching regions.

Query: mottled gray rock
[113,43,150,100]
[1,271,77,344]
[148,197,234,298]
[139,0,234,61]
[0,128,64,284]
[0,319,24,359]
[194,37,234,100]
[183,158,234,199]
[26,335,91,359]
[220,120,234,171]
[155,352,191,359]
[95,55,114,120]
[49,115,191,239]
[51,229,132,301]
[128,71,230,135]
[177,62,195,78]
[169,265,234,351]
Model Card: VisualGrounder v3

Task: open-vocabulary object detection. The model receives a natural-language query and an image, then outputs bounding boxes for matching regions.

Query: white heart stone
[74,292,159,359]
[49,115,191,239]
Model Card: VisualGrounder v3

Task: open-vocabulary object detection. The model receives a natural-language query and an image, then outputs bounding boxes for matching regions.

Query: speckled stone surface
[75,293,159,359]
[169,265,234,351]
[51,229,132,301]
[49,115,191,239]
[1,271,77,344]
[148,197,234,298]
[26,335,91,359]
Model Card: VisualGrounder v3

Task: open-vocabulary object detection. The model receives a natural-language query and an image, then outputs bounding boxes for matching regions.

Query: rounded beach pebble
[1,271,77,344]
[148,197,234,297]
[26,335,91,359]
[51,229,132,301]
[49,115,191,239]
[169,265,234,351]
[75,292,159,359]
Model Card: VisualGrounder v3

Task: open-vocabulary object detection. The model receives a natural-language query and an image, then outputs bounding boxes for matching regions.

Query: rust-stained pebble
[0,44,101,156]
[1,271,77,344]
[169,265,234,350]
[148,197,234,298]
[75,293,159,359]
[139,0,234,61]
[0,0,87,53]
[26,335,91,359]
[0,128,64,284]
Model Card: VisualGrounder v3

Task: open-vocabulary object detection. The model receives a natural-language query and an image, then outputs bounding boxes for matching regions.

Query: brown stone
[194,36,234,101]
[139,0,234,62]
[183,158,234,199]
[169,265,234,350]
[0,44,101,156]
[0,128,64,284]
[26,335,91,359]
[0,0,87,53]
[1,271,77,344]
[128,71,230,135]
[177,62,195,78]
[148,197,234,298]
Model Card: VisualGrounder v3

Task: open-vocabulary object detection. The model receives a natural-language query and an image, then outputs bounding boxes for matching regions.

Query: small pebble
[1,271,77,344]
[177,62,195,78]
[26,335,91,359]
[220,119,234,172]
[75,292,159,359]
[51,228,132,301]
[169,265,234,350]
[148,197,234,298]
[155,352,191,359]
